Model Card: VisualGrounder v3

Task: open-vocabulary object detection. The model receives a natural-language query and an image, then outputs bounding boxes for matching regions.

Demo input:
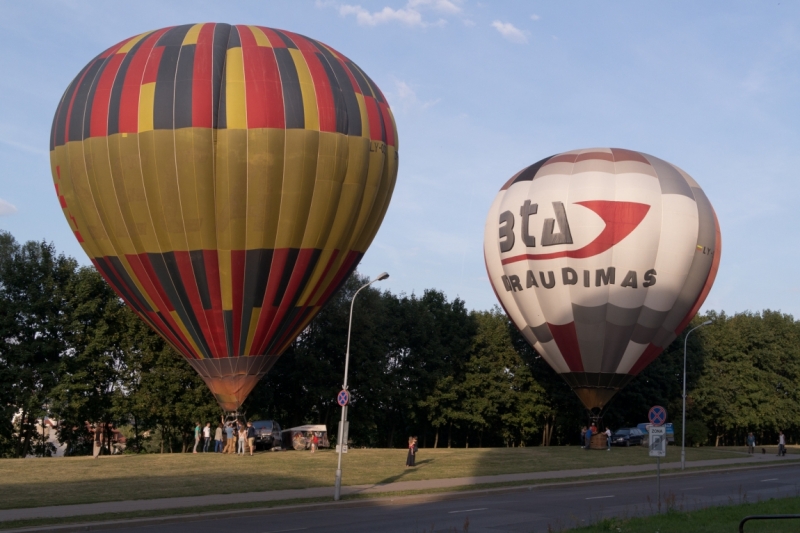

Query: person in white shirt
[202,423,212,453]
[778,431,786,456]
[605,427,612,450]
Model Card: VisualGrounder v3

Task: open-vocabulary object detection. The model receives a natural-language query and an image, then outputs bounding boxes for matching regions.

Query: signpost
[336,390,350,453]
[648,406,668,513]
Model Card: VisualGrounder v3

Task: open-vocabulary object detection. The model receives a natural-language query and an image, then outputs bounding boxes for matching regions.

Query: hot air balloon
[50,24,398,412]
[484,148,720,414]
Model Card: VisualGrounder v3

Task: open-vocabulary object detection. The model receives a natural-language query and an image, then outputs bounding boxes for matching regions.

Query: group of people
[746,431,788,456]
[406,436,419,467]
[193,421,257,456]
[580,424,613,450]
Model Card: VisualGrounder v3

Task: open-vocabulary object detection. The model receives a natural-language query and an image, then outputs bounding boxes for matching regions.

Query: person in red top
[310,432,319,454]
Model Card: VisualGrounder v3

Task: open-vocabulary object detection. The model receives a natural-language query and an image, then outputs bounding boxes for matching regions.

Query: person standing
[778,431,786,456]
[214,424,224,453]
[92,424,103,458]
[405,437,416,467]
[238,424,246,455]
[202,423,212,452]
[580,426,587,449]
[605,427,612,451]
[224,423,235,454]
[310,432,319,454]
[246,422,256,456]
[747,432,756,454]
[585,426,593,450]
[193,422,201,453]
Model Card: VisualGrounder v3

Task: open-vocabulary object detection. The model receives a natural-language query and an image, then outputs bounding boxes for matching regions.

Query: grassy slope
[576,496,800,532]
[1,445,787,510]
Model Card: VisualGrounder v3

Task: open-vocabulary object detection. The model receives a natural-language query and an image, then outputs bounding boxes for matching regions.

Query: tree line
[1,230,798,457]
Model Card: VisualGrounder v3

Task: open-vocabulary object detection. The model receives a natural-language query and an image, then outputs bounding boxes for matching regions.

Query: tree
[0,232,76,457]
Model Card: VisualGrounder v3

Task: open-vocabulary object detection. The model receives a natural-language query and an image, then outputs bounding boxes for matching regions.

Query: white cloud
[340,4,424,26]
[531,14,541,21]
[0,198,18,216]
[391,80,441,112]
[334,0,463,27]
[492,21,527,44]
[408,0,462,14]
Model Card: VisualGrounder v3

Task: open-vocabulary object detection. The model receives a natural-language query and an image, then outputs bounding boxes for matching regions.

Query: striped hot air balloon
[50,24,398,412]
[484,148,720,412]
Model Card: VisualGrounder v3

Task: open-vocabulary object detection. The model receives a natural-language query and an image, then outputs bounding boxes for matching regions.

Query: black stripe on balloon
[156,311,196,357]
[270,29,298,49]
[324,56,360,136]
[345,61,373,95]
[94,257,149,315]
[106,35,150,136]
[155,24,194,47]
[217,26,242,130]
[265,249,322,353]
[153,25,193,130]
[267,306,313,355]
[106,256,154,312]
[238,249,273,355]
[273,48,305,129]
[189,250,212,310]
[173,44,196,129]
[211,23,231,129]
[55,56,100,146]
[51,87,72,150]
[223,310,234,357]
[361,70,385,104]
[272,248,299,307]
[67,58,104,143]
[317,49,350,135]
[81,55,112,140]
[147,252,212,358]
[512,156,552,185]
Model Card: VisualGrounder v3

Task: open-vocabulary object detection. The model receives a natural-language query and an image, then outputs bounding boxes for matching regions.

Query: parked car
[612,427,645,447]
[251,420,282,450]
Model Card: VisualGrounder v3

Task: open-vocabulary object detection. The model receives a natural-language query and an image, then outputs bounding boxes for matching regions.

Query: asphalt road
[102,464,800,533]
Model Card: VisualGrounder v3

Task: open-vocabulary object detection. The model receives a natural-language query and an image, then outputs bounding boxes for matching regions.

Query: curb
[3,460,797,533]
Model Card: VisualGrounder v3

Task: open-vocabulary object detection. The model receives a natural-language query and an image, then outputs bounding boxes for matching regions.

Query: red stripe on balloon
[628,343,664,375]
[546,322,585,372]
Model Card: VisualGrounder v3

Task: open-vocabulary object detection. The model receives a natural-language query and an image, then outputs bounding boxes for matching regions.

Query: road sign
[649,426,667,457]
[337,389,350,407]
[648,405,667,426]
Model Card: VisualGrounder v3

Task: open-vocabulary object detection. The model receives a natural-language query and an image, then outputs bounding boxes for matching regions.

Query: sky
[0,1,799,316]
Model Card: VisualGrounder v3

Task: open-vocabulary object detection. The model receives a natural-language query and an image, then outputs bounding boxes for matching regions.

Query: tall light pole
[682,319,712,470]
[334,272,389,501]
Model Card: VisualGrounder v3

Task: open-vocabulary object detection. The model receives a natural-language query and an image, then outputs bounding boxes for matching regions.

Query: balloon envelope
[50,24,398,411]
[484,148,720,411]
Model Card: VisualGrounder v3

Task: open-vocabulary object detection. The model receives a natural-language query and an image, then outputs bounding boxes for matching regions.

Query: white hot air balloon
[484,148,721,413]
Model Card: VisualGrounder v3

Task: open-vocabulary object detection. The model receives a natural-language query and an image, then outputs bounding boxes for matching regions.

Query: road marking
[761,478,779,482]
[682,487,703,490]
[448,508,487,514]
[585,495,615,500]
[262,529,308,533]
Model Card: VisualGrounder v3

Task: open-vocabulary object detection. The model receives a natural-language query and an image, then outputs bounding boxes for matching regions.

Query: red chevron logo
[501,201,650,264]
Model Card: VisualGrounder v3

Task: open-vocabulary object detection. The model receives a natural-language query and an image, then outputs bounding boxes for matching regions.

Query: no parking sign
[648,405,667,426]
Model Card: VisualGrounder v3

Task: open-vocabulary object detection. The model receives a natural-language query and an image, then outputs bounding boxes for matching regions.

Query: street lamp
[334,272,389,501]
[681,319,713,470]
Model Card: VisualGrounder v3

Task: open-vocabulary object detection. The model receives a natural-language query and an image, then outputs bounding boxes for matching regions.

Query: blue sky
[1,1,798,316]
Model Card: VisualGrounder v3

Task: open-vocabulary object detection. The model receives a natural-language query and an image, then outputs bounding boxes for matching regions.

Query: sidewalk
[1,453,795,522]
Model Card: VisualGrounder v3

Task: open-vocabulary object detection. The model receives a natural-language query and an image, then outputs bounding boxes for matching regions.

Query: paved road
[98,464,800,533]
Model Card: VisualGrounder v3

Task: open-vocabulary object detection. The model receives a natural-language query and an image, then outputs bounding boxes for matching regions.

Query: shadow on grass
[375,458,434,485]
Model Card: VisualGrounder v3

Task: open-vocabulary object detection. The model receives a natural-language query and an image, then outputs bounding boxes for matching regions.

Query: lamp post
[334,272,389,501]
[681,319,713,470]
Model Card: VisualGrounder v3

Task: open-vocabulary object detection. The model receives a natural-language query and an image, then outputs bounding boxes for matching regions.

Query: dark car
[251,420,282,450]
[612,427,644,447]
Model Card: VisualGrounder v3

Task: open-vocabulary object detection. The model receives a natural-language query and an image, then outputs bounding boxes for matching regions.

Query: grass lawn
[575,496,800,532]
[2,445,792,510]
